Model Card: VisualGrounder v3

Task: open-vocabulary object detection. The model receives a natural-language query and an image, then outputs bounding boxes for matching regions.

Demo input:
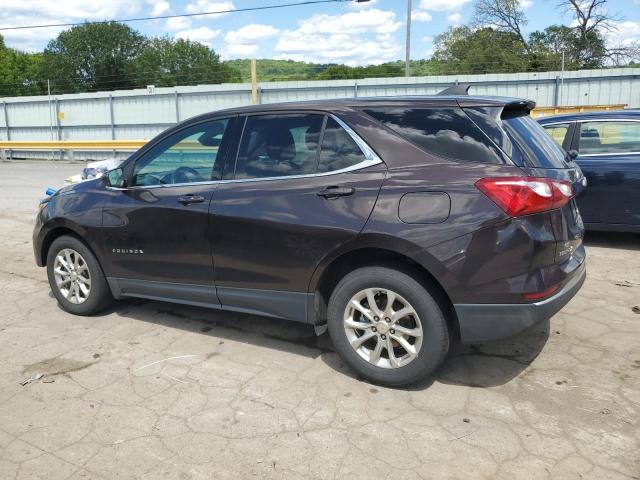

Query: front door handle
[178,195,205,205]
[317,186,355,199]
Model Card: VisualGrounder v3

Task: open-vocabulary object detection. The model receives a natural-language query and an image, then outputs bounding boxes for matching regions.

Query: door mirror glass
[105,167,126,188]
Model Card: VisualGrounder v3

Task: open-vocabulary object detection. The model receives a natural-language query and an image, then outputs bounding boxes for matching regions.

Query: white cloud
[448,12,462,25]
[225,43,259,57]
[175,27,221,47]
[221,24,279,59]
[274,8,403,65]
[0,0,144,51]
[421,35,433,43]
[604,21,640,47]
[184,0,234,17]
[165,17,192,31]
[294,9,402,36]
[224,24,279,44]
[148,0,170,16]
[419,0,470,12]
[412,10,433,22]
[519,0,533,8]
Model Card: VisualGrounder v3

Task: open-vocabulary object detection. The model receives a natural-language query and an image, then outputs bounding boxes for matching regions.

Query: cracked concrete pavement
[0,161,639,479]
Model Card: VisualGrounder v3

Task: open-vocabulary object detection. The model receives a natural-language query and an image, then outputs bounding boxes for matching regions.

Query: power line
[0,0,352,31]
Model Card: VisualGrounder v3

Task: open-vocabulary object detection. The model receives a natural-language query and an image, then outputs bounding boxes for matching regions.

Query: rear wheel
[327,266,449,387]
[46,235,112,315]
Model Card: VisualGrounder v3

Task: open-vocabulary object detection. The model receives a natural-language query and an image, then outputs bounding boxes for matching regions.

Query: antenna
[437,84,471,96]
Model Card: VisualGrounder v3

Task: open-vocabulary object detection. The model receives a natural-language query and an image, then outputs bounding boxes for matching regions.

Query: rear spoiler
[502,100,537,114]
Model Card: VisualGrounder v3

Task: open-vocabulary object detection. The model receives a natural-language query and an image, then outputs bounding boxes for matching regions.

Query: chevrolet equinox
[33,94,587,386]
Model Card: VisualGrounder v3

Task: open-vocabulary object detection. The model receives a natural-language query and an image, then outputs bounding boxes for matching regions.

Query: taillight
[475,176,574,217]
[522,284,560,301]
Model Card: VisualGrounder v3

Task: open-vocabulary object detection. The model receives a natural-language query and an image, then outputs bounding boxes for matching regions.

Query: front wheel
[46,235,112,315]
[327,266,449,387]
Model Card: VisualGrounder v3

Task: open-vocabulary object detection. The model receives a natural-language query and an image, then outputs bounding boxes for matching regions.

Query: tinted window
[235,114,323,179]
[542,123,571,148]
[363,107,505,164]
[501,111,570,169]
[133,118,230,186]
[318,117,366,172]
[578,121,640,155]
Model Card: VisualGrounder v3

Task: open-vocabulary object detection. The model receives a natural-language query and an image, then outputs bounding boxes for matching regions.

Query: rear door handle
[316,186,355,199]
[178,194,205,205]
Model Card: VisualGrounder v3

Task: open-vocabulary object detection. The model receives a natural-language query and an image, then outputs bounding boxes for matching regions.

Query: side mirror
[567,149,579,161]
[105,167,127,188]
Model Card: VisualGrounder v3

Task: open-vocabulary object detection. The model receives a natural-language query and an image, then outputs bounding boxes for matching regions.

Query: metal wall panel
[0,67,637,160]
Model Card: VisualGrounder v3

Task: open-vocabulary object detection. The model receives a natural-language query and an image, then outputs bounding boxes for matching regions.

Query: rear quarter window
[363,107,507,164]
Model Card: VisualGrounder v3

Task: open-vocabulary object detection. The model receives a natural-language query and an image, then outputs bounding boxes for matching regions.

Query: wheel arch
[39,222,103,271]
[310,241,458,339]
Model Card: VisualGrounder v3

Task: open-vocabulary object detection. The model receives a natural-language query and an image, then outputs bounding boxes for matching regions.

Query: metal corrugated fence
[1,67,638,160]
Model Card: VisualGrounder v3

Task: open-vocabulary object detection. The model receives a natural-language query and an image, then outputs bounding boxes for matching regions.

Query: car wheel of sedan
[46,235,112,315]
[327,266,449,387]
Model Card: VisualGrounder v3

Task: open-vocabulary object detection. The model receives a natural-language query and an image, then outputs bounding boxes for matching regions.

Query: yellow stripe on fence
[531,104,627,118]
[0,140,147,150]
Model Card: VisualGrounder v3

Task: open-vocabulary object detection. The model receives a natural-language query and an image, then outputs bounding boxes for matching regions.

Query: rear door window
[318,117,366,172]
[363,107,506,164]
[234,113,324,179]
[578,121,640,155]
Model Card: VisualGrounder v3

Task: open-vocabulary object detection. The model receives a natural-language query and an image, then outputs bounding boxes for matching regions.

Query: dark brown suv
[34,94,586,386]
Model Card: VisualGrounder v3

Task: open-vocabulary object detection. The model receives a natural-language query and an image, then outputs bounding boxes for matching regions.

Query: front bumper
[454,261,586,344]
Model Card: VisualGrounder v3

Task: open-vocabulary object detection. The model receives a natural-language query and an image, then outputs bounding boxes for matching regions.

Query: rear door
[209,112,386,322]
[571,120,640,227]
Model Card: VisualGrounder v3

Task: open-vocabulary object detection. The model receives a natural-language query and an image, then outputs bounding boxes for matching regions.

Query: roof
[537,109,640,124]
[206,95,534,116]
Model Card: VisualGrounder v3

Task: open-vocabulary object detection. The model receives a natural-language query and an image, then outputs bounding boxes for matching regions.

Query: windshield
[501,111,571,169]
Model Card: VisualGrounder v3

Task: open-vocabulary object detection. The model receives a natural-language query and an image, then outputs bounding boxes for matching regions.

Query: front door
[209,113,386,321]
[100,116,238,305]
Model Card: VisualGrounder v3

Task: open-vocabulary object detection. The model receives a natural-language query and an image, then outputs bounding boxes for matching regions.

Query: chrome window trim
[541,118,640,127]
[108,113,383,191]
[574,151,640,158]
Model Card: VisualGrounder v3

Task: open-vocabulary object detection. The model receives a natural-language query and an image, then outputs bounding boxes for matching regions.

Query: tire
[46,235,112,315]
[327,265,449,387]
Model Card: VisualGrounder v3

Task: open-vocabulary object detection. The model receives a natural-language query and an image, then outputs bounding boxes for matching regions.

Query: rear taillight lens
[475,176,575,217]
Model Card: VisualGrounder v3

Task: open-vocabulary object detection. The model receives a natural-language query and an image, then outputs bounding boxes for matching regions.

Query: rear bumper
[454,261,586,344]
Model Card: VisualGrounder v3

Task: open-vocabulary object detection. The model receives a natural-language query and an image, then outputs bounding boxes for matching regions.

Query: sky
[0,0,639,66]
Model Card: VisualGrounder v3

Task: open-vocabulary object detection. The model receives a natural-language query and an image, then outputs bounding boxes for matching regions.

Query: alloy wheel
[53,248,91,304]
[343,288,423,369]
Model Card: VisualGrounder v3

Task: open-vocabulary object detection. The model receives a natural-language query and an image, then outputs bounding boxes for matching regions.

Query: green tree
[134,37,240,87]
[42,22,145,93]
[431,26,530,74]
[529,25,606,69]
[0,37,45,96]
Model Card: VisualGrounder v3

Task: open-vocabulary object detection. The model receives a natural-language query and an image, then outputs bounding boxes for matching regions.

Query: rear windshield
[363,107,507,164]
[465,106,570,169]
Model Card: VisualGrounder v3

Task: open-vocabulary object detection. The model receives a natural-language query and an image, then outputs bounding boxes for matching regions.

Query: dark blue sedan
[538,110,640,233]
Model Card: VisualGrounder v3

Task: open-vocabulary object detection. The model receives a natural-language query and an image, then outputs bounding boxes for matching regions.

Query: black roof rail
[437,83,471,96]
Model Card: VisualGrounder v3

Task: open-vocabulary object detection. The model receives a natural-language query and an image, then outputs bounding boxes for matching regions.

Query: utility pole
[250,58,258,105]
[405,0,412,77]
[560,50,565,106]
[47,80,54,142]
